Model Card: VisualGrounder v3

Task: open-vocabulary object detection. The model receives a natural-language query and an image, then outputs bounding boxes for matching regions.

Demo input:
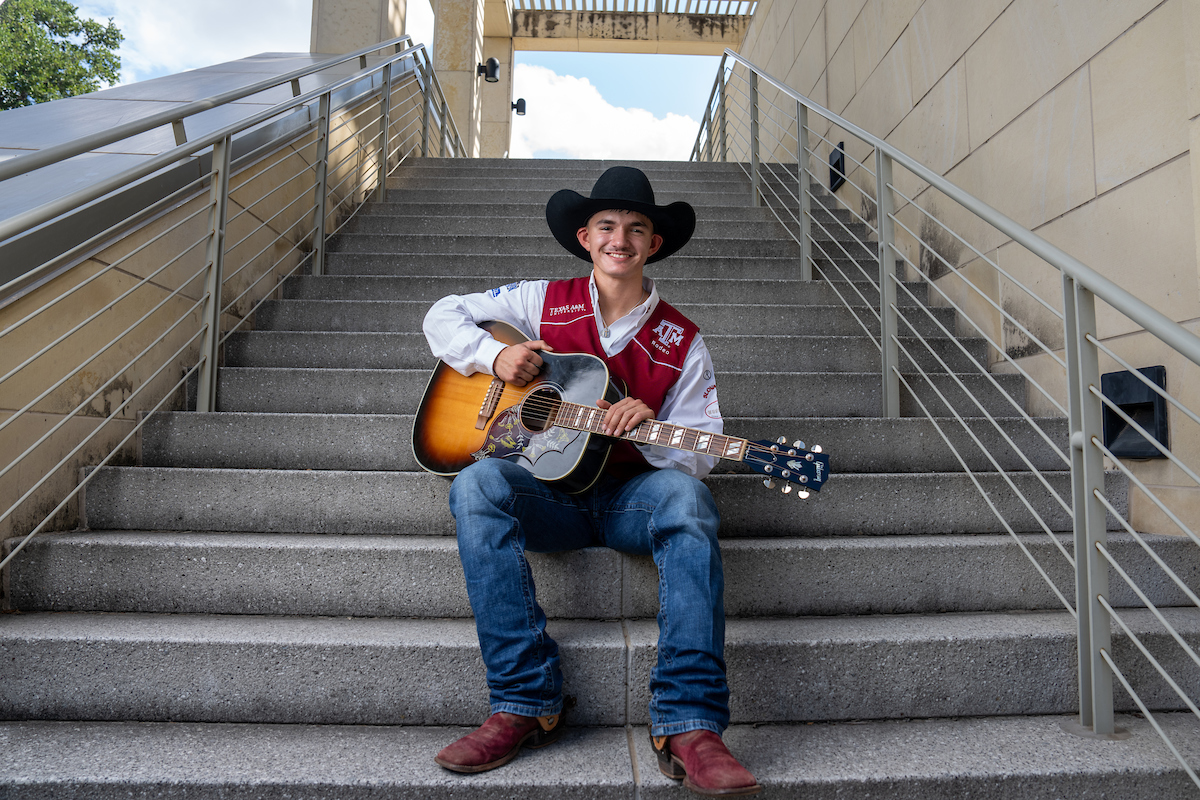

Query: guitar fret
[697,432,711,452]
[670,426,684,448]
[649,422,662,442]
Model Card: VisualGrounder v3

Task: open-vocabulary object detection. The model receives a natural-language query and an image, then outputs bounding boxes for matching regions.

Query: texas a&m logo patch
[651,320,685,354]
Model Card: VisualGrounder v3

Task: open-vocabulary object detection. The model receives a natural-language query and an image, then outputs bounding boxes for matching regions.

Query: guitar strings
[498,389,812,459]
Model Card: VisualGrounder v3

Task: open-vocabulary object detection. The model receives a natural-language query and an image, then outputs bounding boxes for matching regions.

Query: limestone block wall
[0,85,423,542]
[735,0,1200,534]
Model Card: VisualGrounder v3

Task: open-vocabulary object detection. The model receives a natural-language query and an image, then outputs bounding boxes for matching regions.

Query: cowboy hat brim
[545,190,696,264]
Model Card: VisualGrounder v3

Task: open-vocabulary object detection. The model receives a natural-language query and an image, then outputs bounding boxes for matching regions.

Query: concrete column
[311,0,408,54]
[433,0,486,156]
[434,0,514,156]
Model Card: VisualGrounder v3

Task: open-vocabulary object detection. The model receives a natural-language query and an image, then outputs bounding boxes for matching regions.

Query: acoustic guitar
[412,321,831,495]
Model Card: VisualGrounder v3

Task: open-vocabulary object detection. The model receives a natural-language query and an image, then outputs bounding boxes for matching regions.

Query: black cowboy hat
[545,166,696,264]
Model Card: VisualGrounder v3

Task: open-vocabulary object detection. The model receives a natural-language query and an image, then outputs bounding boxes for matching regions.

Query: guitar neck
[550,400,748,462]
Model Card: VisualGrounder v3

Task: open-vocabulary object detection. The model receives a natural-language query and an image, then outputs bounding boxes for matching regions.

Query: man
[422,166,760,796]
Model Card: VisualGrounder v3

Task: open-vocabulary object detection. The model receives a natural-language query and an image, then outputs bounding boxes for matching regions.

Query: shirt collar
[587,273,659,322]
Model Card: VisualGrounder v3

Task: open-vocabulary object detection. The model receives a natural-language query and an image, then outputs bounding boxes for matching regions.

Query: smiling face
[576,209,664,283]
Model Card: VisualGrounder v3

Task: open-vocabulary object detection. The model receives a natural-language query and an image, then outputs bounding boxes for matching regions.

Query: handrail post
[196,134,232,413]
[876,149,899,417]
[749,71,760,207]
[718,68,728,163]
[1074,280,1116,736]
[797,101,812,282]
[420,58,431,157]
[374,62,393,202]
[441,99,450,157]
[1062,274,1094,730]
[312,93,332,276]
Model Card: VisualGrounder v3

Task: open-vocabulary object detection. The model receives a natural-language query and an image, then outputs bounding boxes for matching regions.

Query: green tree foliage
[0,0,122,110]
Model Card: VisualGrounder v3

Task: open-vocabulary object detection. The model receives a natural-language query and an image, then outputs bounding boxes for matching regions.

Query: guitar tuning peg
[781,484,792,494]
[762,478,776,489]
[793,440,805,450]
[798,489,810,499]
[776,436,787,445]
[812,445,823,453]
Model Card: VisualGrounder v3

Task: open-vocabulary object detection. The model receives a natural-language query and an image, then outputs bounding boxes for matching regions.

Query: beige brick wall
[738,0,1200,535]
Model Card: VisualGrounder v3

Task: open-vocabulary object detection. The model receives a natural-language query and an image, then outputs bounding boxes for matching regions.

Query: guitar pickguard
[472,406,581,467]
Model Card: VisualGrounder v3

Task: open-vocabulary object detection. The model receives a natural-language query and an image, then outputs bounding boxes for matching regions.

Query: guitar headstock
[744,437,830,498]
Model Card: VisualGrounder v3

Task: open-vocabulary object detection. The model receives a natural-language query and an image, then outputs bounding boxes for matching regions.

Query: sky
[74,0,721,160]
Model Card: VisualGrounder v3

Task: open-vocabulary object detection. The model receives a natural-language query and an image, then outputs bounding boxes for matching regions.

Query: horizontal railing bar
[0,37,414,183]
[1086,334,1200,432]
[224,125,319,196]
[891,289,1074,481]
[0,42,426,245]
[889,210,1067,371]
[893,332,1075,541]
[894,367,1077,613]
[218,241,313,337]
[1089,385,1200,488]
[0,258,210,479]
[0,201,209,345]
[0,327,205,570]
[890,244,1071,420]
[1098,648,1200,789]
[0,291,206,528]
[717,48,1200,367]
[807,214,882,290]
[222,196,319,278]
[1094,438,1200,548]
[1097,591,1200,708]
[1093,492,1200,608]
[889,181,1066,324]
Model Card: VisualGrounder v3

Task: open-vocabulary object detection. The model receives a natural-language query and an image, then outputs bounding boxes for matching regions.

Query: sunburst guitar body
[412,321,831,496]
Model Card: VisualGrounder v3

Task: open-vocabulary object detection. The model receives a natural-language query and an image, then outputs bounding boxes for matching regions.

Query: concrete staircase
[3,158,1200,796]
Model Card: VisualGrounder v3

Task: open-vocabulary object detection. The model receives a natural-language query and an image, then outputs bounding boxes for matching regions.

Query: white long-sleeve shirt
[423,275,722,478]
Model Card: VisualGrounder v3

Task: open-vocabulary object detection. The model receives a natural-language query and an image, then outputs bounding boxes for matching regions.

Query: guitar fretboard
[549,400,747,462]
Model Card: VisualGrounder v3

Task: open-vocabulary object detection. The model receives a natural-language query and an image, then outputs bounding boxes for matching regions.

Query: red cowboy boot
[434,710,566,773]
[651,728,762,796]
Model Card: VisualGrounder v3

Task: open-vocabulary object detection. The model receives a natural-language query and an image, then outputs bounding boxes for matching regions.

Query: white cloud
[76,1,312,85]
[510,64,698,161]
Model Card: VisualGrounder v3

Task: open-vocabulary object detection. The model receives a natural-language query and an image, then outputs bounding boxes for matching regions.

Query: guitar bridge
[476,377,505,430]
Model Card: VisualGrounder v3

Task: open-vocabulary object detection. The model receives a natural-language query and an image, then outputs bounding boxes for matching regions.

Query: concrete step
[10,531,1195,619]
[254,299,958,339]
[207,366,1025,418]
[280,274,927,309]
[387,175,750,195]
[0,609,1192,725]
[393,156,749,176]
[359,200,781,222]
[80,468,1121,537]
[326,232,803,258]
[140,413,1065,474]
[341,213,807,240]
[320,252,856,279]
[3,715,1196,798]
[383,186,756,206]
[224,330,983,373]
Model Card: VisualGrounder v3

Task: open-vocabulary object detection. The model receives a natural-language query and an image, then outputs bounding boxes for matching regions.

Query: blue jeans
[448,458,728,736]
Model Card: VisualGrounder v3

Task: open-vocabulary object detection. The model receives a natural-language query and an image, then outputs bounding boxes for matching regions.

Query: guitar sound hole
[520,387,562,432]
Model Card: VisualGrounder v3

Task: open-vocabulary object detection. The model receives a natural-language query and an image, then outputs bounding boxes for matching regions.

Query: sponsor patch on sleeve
[705,401,721,419]
[489,281,521,297]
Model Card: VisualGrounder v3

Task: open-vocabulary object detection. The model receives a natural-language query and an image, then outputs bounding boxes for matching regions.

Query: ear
[648,233,663,256]
[576,226,590,249]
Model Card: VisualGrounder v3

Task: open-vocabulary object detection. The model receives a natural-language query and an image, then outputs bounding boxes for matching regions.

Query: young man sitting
[422,166,760,796]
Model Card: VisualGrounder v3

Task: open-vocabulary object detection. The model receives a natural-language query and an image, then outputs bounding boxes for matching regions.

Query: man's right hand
[492,340,552,386]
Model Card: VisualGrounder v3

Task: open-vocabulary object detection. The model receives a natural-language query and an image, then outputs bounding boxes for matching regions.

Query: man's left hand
[596,397,654,437]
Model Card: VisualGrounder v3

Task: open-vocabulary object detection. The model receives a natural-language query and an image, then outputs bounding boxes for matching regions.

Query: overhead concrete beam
[512,11,747,55]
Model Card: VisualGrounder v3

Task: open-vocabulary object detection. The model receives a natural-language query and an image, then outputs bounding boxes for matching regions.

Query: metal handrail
[693,47,1200,784]
[0,35,464,572]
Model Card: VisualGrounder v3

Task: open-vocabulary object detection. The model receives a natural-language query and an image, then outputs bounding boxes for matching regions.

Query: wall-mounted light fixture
[512,98,526,116]
[477,58,500,83]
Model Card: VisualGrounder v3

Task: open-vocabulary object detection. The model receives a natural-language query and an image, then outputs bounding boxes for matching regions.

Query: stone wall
[736,0,1200,535]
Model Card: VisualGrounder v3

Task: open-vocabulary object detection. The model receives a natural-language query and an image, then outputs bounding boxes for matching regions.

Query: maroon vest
[540,277,699,477]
